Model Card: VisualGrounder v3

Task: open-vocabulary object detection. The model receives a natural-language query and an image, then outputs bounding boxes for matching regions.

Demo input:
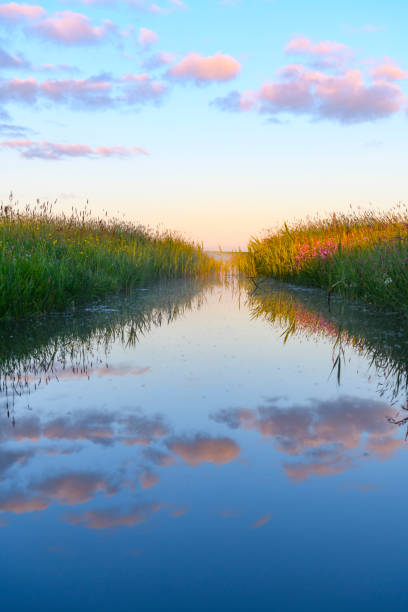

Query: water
[1,278,408,611]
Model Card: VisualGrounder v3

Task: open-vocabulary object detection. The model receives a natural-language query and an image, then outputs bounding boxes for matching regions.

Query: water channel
[1,277,408,611]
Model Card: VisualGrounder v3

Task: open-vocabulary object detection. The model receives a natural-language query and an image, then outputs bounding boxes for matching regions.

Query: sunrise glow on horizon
[1,0,407,249]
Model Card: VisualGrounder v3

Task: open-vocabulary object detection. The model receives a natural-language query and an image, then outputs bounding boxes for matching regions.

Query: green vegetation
[0,199,218,319]
[244,206,408,314]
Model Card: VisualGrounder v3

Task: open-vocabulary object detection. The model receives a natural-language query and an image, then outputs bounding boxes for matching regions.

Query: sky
[0,0,407,249]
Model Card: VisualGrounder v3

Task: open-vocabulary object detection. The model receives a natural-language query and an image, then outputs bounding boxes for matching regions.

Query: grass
[0,198,218,319]
[244,206,408,314]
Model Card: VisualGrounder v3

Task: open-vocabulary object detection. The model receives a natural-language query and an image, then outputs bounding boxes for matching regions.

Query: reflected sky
[1,280,408,611]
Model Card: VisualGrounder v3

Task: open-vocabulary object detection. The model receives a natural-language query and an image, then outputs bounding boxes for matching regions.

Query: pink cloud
[167,434,240,466]
[142,50,176,70]
[210,89,255,112]
[214,63,405,123]
[259,74,314,113]
[0,76,113,107]
[307,68,404,122]
[138,27,159,48]
[41,76,113,106]
[285,35,352,67]
[149,3,165,13]
[168,52,241,83]
[1,139,148,159]
[0,2,45,22]
[31,11,116,44]
[372,60,408,81]
[0,73,169,109]
[213,37,406,123]
[0,77,37,102]
[127,0,185,14]
[120,73,168,104]
[95,145,148,156]
[0,47,30,69]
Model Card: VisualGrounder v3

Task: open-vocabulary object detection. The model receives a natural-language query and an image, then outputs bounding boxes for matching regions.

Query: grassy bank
[0,200,217,319]
[245,207,408,313]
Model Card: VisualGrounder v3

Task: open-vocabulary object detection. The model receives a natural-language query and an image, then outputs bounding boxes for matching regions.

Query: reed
[0,198,218,319]
[245,206,408,313]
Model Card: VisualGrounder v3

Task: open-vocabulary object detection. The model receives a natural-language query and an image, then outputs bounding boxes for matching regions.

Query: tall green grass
[245,206,408,313]
[0,199,218,319]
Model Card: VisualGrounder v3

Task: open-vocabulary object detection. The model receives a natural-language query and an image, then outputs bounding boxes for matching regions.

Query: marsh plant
[244,206,408,313]
[0,196,218,319]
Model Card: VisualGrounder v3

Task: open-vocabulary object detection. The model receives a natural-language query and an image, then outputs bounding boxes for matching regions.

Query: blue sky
[0,0,407,248]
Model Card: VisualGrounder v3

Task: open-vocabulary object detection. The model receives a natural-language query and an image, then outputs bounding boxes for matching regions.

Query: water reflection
[2,278,408,611]
[0,401,242,528]
[0,280,243,531]
[0,280,246,534]
[0,279,211,417]
[212,395,401,481]
[247,280,408,405]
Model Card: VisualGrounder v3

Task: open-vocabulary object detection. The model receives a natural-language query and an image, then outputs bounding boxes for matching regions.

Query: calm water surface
[1,278,408,611]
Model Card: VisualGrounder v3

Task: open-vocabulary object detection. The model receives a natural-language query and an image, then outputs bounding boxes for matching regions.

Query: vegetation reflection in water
[2,275,408,432]
[0,277,247,529]
[0,278,213,421]
[246,279,408,429]
[0,277,408,539]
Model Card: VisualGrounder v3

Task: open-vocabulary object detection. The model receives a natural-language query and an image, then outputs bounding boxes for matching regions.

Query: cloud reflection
[34,472,119,505]
[140,470,160,489]
[141,447,176,466]
[0,448,34,479]
[0,409,171,447]
[251,514,272,529]
[166,434,240,466]
[212,395,401,480]
[168,505,189,518]
[64,502,161,530]
[0,491,50,514]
